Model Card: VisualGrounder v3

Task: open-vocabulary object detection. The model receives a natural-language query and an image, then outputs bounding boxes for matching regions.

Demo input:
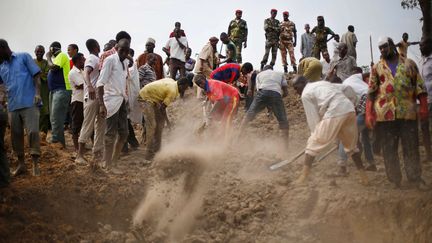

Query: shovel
[269,145,338,171]
[196,101,209,135]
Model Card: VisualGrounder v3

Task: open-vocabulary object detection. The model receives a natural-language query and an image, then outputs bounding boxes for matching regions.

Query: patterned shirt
[279,20,296,42]
[136,52,164,80]
[98,47,117,70]
[138,63,156,88]
[210,63,241,85]
[368,57,426,121]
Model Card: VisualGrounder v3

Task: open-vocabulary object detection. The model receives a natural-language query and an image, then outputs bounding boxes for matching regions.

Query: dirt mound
[1,85,432,243]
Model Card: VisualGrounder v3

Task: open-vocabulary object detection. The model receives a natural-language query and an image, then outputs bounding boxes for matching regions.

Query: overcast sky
[0,0,424,71]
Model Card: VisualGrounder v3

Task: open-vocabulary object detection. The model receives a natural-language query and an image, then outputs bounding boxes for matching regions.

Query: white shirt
[321,59,331,77]
[301,81,357,133]
[84,54,100,99]
[128,63,142,124]
[255,69,287,95]
[68,66,84,103]
[421,54,432,103]
[96,53,129,119]
[343,73,368,99]
[165,36,188,62]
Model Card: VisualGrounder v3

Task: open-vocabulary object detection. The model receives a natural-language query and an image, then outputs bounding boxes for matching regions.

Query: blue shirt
[0,52,41,111]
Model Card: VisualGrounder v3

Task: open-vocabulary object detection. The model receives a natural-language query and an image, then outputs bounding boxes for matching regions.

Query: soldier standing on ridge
[279,11,297,73]
[261,9,280,70]
[311,16,336,60]
[228,10,248,64]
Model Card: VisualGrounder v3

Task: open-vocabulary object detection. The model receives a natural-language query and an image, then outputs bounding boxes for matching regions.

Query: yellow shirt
[139,78,179,106]
[53,52,71,90]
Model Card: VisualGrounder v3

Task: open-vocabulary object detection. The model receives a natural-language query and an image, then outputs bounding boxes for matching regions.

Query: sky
[0,0,424,71]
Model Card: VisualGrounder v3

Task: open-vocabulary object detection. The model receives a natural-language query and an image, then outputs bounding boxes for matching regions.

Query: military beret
[236,9,242,13]
[271,9,277,13]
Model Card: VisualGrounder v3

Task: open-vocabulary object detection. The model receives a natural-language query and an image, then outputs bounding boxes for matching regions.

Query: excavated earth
[1,83,431,243]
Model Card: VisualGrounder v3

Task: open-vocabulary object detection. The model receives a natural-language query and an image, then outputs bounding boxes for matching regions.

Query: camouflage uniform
[261,18,280,67]
[228,18,248,64]
[311,26,335,60]
[279,20,297,68]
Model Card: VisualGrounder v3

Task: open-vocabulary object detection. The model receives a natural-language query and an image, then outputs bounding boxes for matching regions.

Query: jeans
[0,109,10,186]
[337,114,374,166]
[9,106,41,158]
[245,90,289,129]
[49,89,71,145]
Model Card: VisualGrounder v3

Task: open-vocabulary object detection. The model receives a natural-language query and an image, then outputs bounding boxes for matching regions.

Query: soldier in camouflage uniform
[311,16,336,60]
[261,9,280,70]
[279,11,297,73]
[228,10,248,64]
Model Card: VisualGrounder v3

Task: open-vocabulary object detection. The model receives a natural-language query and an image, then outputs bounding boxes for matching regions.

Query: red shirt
[206,79,239,102]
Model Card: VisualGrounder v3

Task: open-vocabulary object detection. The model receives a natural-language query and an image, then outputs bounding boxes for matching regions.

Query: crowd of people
[0,9,431,192]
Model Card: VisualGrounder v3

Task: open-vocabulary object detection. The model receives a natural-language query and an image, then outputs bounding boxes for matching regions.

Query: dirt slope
[0,85,431,243]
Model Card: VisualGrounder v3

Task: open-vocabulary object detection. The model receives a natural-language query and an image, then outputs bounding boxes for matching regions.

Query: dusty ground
[0,85,432,243]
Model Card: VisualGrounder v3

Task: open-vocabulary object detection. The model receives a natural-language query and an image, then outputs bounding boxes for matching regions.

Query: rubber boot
[293,65,297,73]
[260,63,264,71]
[283,65,288,73]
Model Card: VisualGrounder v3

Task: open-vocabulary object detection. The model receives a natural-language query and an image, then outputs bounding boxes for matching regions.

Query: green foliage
[401,0,419,9]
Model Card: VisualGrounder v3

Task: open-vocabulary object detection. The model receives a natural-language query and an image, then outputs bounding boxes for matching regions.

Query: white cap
[378,36,389,46]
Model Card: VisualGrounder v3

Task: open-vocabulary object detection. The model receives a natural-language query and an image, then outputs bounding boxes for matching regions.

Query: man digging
[292,58,369,186]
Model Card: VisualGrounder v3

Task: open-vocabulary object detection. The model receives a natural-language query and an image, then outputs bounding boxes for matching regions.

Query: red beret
[271,9,277,13]
[236,9,242,13]
[283,11,289,15]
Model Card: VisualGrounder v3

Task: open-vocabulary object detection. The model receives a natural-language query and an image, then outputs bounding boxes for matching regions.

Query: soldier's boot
[283,65,288,73]
[260,63,264,71]
[293,65,297,73]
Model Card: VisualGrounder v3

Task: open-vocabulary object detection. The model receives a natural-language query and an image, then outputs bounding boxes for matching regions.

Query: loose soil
[1,84,431,243]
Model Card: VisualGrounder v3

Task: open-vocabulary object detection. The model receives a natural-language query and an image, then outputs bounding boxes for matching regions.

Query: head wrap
[298,57,323,82]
